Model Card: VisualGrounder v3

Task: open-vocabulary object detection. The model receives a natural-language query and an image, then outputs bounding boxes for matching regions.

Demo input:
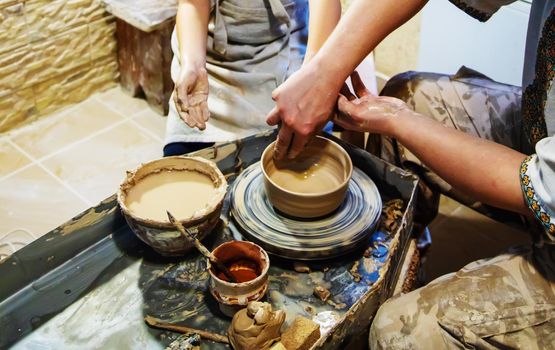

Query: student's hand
[174,66,209,130]
[335,71,416,135]
[266,64,341,160]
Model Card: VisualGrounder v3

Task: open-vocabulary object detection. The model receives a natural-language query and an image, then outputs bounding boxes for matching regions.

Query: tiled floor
[0,86,166,260]
[0,86,530,282]
[424,195,530,283]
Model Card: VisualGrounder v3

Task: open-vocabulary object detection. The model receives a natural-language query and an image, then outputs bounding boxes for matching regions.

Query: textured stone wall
[0,0,118,133]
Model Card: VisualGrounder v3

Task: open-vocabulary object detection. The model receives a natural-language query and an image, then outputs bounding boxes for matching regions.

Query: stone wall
[0,0,118,133]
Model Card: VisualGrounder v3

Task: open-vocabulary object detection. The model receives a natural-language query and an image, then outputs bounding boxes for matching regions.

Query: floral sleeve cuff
[520,155,555,240]
[448,0,516,22]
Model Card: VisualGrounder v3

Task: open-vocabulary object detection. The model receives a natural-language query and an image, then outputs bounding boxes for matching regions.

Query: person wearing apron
[164,0,341,156]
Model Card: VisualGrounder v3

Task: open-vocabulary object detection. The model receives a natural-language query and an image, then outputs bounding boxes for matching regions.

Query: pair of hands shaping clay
[228,302,286,350]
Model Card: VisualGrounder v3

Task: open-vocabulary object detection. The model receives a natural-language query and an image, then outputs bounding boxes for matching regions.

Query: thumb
[337,94,358,117]
[266,106,281,126]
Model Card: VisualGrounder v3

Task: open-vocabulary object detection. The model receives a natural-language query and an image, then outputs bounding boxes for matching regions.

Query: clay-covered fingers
[188,92,208,130]
[200,101,209,122]
[274,126,293,160]
[334,95,364,131]
[287,133,309,159]
[173,90,195,128]
[190,105,205,130]
[340,83,356,101]
[350,71,371,98]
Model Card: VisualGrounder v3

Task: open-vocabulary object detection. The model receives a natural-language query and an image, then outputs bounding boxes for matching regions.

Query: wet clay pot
[261,136,353,218]
[117,156,227,256]
[208,241,270,317]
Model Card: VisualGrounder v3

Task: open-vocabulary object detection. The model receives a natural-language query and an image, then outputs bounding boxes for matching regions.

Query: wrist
[308,55,346,91]
[385,109,421,139]
[181,54,206,71]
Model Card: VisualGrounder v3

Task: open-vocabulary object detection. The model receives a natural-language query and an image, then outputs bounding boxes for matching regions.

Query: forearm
[389,112,528,215]
[309,0,427,87]
[176,0,209,69]
[304,0,341,63]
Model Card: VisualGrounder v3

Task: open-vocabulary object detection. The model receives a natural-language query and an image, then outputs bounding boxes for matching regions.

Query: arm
[335,73,528,215]
[391,112,526,214]
[173,0,210,130]
[303,0,342,64]
[268,0,428,159]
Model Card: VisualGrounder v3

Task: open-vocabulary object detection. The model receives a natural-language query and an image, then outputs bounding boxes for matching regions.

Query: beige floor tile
[132,109,167,141]
[0,165,89,250]
[0,139,32,178]
[94,86,150,117]
[12,99,123,159]
[424,205,530,283]
[42,121,163,205]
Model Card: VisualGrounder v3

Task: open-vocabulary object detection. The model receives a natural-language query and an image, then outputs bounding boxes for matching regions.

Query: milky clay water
[125,170,217,222]
[269,156,343,194]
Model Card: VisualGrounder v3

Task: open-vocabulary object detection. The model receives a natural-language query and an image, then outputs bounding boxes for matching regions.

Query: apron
[165,0,308,144]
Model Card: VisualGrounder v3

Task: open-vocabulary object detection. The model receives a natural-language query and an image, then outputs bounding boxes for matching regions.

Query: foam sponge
[281,316,321,350]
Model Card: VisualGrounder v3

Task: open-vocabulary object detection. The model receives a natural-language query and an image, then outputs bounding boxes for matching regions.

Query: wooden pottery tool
[144,316,229,344]
[166,211,238,283]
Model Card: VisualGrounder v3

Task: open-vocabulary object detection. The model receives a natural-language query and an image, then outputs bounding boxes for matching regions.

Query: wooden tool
[145,316,229,344]
[166,211,238,283]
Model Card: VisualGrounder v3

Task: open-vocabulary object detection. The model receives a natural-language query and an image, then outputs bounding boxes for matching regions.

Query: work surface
[0,131,418,350]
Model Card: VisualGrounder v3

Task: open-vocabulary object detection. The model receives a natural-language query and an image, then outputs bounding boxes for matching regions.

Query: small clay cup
[117,156,227,256]
[261,136,353,218]
[208,241,270,317]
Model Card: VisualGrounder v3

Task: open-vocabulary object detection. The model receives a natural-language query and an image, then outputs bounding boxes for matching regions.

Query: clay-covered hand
[266,65,340,160]
[174,66,210,130]
[335,72,417,135]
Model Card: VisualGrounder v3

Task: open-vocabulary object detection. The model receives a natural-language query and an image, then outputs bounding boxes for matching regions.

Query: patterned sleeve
[520,137,555,242]
[448,0,516,22]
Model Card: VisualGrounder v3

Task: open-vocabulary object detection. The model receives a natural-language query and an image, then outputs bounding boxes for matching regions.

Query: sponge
[281,316,321,350]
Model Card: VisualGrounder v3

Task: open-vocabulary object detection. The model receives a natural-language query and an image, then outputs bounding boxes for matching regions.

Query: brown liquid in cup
[217,259,261,283]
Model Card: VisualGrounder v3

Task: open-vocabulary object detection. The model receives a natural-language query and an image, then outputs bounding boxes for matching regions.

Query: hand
[335,72,416,135]
[266,64,342,160]
[173,66,209,130]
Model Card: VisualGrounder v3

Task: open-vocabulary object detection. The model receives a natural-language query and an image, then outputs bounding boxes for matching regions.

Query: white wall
[418,0,530,86]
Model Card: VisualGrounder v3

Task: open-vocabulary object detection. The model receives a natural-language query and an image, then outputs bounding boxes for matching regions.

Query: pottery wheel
[230,162,382,260]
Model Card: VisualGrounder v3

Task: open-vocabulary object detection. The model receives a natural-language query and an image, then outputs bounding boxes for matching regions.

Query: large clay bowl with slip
[117,156,227,256]
[261,136,353,218]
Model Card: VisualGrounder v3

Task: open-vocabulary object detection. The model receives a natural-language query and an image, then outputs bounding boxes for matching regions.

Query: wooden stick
[144,316,229,344]
[166,211,238,283]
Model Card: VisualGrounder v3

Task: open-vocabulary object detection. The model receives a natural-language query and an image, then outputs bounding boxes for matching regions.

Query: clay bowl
[261,136,353,218]
[117,156,227,256]
[208,241,270,317]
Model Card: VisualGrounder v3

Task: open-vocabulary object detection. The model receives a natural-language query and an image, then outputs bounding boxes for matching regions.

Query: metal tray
[0,131,418,350]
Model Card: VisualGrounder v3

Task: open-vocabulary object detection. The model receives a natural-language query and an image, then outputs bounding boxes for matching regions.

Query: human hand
[173,66,209,130]
[335,72,416,135]
[266,64,342,160]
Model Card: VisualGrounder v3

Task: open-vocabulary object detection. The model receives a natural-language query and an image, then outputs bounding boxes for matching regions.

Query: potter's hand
[174,66,209,130]
[335,72,416,135]
[266,65,341,160]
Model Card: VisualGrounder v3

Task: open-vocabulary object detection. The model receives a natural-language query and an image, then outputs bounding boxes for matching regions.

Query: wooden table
[1,132,419,350]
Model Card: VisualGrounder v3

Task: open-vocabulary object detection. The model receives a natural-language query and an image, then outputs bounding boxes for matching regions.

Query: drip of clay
[125,170,216,222]
[228,302,285,350]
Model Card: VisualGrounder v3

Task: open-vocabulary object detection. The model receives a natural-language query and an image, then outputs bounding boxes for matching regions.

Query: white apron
[165,0,308,144]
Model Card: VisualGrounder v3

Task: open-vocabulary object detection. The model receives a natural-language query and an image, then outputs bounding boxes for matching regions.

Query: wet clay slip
[261,136,353,218]
[117,156,227,256]
[208,241,270,317]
